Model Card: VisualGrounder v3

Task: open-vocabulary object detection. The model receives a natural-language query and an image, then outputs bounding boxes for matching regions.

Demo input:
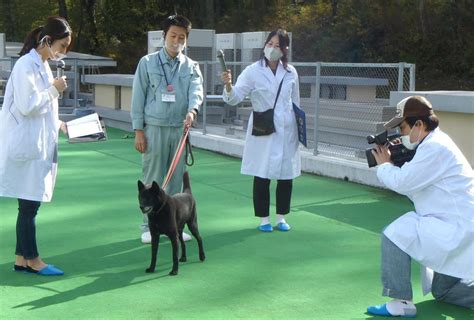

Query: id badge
[161,92,176,102]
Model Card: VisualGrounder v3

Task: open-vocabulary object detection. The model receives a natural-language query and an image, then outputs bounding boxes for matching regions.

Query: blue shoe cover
[257,223,273,232]
[27,264,64,276]
[367,303,392,316]
[367,302,416,318]
[276,222,291,231]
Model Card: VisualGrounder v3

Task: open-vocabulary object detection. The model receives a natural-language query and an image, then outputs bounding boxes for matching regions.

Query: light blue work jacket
[131,49,203,129]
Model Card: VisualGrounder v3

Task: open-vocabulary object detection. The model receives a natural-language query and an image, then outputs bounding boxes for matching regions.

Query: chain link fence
[198,61,415,163]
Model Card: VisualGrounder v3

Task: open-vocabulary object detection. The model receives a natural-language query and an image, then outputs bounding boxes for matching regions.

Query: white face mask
[264,47,283,61]
[166,42,185,54]
[41,36,67,61]
[50,50,66,61]
[401,124,421,150]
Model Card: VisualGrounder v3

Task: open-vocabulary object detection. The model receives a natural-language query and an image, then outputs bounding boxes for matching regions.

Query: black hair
[260,28,290,70]
[19,16,72,56]
[405,114,439,131]
[163,15,192,38]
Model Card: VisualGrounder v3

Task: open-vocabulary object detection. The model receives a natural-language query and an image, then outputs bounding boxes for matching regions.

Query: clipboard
[66,113,107,143]
[292,103,307,147]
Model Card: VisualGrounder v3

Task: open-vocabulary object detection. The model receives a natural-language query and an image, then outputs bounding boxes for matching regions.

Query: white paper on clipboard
[66,113,103,139]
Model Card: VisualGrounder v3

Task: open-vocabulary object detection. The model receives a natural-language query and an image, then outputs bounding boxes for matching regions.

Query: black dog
[137,172,205,276]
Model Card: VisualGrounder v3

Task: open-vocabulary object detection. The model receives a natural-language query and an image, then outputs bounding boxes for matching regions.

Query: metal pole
[409,64,416,91]
[398,62,405,91]
[202,62,208,135]
[313,62,321,156]
[73,59,78,108]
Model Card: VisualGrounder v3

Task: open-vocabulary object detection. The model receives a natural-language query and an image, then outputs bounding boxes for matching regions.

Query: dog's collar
[153,198,168,215]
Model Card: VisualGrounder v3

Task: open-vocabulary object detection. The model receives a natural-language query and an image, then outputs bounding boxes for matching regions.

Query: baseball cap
[384,96,434,129]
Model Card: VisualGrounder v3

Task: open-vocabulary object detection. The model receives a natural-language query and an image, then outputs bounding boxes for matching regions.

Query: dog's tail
[182,171,192,194]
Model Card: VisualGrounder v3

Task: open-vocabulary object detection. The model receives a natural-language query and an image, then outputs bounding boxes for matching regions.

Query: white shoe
[182,232,192,242]
[141,231,151,244]
[142,231,191,243]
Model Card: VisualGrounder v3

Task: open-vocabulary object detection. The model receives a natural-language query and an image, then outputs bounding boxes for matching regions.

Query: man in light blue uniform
[131,15,203,243]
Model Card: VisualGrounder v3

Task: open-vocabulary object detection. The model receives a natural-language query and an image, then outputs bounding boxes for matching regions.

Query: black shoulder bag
[251,76,285,136]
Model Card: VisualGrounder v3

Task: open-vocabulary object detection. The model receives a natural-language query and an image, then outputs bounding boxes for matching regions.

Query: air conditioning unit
[241,31,269,63]
[215,33,241,94]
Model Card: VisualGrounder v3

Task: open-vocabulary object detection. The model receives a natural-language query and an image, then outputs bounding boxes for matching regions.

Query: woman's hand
[220,70,232,92]
[53,76,67,93]
[60,121,68,135]
[134,130,147,153]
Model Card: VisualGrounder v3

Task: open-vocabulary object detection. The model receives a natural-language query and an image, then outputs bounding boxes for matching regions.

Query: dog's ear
[151,181,160,191]
[138,180,145,191]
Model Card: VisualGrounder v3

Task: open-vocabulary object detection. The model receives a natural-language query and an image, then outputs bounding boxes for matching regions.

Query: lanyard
[158,52,179,92]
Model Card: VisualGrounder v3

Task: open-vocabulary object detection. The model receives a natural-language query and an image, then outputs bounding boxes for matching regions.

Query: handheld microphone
[57,60,65,99]
[217,49,227,72]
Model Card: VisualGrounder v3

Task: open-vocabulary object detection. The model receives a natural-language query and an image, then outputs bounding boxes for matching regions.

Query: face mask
[264,47,283,61]
[401,124,421,150]
[50,51,67,61]
[166,42,185,53]
[41,36,66,61]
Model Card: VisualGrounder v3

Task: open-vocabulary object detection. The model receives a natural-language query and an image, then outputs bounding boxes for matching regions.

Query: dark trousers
[15,199,41,259]
[253,176,292,217]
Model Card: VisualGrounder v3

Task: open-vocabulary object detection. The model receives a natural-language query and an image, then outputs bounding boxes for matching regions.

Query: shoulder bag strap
[272,73,286,110]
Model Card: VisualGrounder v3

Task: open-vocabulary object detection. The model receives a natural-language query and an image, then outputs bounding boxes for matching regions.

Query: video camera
[365,131,416,168]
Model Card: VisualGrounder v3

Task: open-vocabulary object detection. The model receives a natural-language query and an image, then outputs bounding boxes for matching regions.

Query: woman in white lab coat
[368,96,474,317]
[0,17,71,276]
[221,29,301,232]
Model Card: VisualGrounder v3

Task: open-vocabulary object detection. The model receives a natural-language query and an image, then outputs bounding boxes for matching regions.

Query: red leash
[162,124,192,190]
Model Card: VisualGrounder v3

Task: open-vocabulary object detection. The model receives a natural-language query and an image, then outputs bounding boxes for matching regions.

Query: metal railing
[0,57,114,109]
[1,57,415,163]
[197,60,415,162]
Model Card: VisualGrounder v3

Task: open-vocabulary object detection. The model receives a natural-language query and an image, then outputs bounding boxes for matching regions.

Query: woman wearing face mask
[0,16,72,276]
[221,29,301,232]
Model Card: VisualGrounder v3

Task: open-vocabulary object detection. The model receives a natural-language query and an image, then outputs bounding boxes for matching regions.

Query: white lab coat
[223,60,301,180]
[377,128,474,280]
[0,49,60,202]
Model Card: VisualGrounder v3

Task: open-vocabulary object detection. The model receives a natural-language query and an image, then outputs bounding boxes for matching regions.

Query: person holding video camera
[367,96,473,317]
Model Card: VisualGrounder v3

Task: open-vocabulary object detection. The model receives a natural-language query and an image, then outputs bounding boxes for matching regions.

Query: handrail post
[313,62,321,156]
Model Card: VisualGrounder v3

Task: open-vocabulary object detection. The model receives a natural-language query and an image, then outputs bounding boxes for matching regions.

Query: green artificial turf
[0,128,472,319]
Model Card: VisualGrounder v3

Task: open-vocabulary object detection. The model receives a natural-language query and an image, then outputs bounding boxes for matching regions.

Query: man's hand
[371,144,392,165]
[184,110,197,128]
[134,130,147,153]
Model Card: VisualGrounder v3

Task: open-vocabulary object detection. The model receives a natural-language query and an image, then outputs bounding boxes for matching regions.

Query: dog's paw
[179,256,187,262]
[169,270,178,276]
[199,253,206,261]
[145,267,155,273]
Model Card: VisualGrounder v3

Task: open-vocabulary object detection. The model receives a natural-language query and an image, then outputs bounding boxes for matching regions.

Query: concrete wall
[94,85,117,109]
[390,91,474,166]
[436,111,474,164]
[121,87,132,111]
